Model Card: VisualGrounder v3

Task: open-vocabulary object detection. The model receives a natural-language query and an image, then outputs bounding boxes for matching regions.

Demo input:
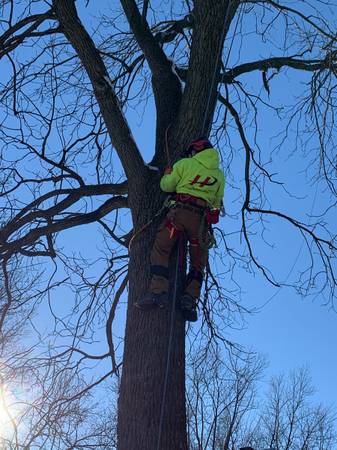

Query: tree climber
[135,137,225,322]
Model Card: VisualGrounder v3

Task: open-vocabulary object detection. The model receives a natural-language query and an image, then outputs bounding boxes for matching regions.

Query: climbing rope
[156,237,181,450]
[201,0,233,136]
[164,123,172,167]
[128,123,173,252]
[128,204,168,252]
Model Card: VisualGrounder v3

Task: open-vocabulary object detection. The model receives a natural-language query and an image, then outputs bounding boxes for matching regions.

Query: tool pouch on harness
[207,225,217,248]
[206,208,220,224]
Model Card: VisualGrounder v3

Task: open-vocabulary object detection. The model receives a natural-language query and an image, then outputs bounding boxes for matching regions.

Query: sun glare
[0,383,18,438]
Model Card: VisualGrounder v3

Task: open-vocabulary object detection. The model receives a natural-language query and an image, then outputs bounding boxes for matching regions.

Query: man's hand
[206,208,220,224]
[164,167,173,175]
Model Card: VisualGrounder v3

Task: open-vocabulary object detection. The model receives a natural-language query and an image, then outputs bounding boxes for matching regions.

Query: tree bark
[176,0,240,141]
[118,180,188,450]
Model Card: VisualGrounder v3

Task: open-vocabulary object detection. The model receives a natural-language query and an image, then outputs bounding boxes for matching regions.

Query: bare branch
[52,0,146,182]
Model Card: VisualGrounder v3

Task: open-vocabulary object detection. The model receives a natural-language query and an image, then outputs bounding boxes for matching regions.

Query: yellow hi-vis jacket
[160,148,225,209]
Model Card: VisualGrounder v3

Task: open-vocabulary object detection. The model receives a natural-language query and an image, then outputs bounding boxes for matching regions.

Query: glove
[164,167,173,175]
[206,208,220,224]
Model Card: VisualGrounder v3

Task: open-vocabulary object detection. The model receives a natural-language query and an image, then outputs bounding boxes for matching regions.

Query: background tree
[0,0,336,449]
[187,350,336,450]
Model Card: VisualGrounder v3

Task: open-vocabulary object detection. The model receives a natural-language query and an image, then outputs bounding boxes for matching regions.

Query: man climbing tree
[0,1,336,450]
[135,137,225,322]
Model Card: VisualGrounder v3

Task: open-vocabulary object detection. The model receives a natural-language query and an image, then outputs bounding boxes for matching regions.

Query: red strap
[189,238,200,246]
[165,220,182,239]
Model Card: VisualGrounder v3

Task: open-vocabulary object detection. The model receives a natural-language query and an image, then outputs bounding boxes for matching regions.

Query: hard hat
[186,137,212,156]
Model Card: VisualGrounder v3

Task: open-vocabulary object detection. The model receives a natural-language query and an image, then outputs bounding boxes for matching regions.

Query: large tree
[0,0,336,449]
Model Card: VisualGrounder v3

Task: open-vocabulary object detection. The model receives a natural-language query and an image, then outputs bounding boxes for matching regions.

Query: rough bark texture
[175,0,240,144]
[119,209,188,449]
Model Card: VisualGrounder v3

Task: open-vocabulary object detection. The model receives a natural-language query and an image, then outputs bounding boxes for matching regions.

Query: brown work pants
[149,205,208,298]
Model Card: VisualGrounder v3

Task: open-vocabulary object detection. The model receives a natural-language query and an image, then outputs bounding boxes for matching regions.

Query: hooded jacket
[160,148,225,208]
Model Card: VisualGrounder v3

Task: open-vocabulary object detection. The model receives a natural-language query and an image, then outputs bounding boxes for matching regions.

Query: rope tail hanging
[128,123,173,252]
[201,0,237,137]
[165,123,172,167]
[156,237,181,450]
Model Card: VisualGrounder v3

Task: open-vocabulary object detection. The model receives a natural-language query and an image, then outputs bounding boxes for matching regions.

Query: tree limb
[52,0,146,182]
[120,0,183,153]
[175,0,240,151]
[0,11,54,59]
[176,55,337,85]
[1,182,128,240]
[1,196,128,259]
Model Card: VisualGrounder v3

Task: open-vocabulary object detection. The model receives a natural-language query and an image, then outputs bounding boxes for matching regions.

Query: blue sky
[232,280,337,406]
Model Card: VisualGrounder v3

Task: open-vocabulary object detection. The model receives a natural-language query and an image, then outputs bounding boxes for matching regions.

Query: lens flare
[0,382,19,439]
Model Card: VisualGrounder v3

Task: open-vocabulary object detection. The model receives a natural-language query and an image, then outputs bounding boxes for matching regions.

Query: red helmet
[186,137,212,156]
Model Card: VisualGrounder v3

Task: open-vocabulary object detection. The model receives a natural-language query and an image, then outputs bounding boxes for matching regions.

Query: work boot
[134,292,169,310]
[180,294,198,322]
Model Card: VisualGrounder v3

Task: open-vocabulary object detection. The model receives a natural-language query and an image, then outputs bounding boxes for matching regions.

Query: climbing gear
[164,218,181,240]
[134,292,169,310]
[174,193,209,208]
[180,293,198,322]
[173,202,206,216]
[207,226,217,249]
[185,137,213,156]
[206,208,220,224]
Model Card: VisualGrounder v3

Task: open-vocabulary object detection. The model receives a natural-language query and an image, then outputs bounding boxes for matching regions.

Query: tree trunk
[118,182,188,450]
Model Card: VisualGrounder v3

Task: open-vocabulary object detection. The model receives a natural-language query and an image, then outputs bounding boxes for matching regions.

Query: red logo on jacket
[190,175,218,187]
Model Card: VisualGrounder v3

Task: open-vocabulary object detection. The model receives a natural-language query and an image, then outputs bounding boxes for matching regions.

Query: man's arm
[160,160,184,193]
